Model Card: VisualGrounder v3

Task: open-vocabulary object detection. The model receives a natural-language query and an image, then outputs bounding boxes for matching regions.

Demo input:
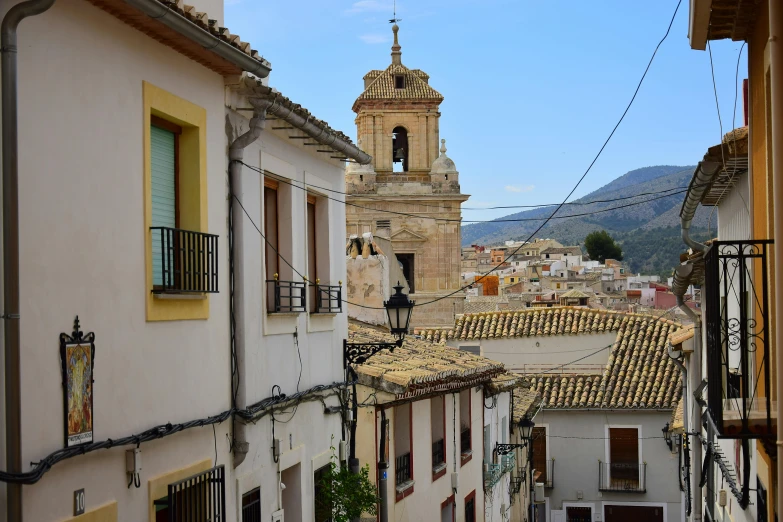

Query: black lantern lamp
[662,422,673,451]
[518,414,535,441]
[384,282,415,342]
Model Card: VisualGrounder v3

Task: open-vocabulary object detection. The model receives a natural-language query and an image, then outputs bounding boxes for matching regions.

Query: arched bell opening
[392,126,409,172]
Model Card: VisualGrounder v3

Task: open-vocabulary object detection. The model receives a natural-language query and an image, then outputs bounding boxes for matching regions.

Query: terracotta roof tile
[355,64,443,103]
[349,320,504,397]
[520,314,682,409]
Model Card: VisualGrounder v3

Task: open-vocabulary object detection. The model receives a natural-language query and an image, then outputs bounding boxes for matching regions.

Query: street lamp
[662,422,673,451]
[342,282,413,522]
[518,414,535,441]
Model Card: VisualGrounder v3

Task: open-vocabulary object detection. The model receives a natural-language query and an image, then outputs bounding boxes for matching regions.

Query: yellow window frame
[143,81,209,321]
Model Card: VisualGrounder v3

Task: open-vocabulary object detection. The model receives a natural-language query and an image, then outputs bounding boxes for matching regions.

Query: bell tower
[346,24,468,328]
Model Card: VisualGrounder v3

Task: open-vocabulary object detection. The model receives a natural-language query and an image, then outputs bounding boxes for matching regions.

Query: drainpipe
[768,0,783,515]
[668,342,690,511]
[678,295,703,522]
[229,109,266,468]
[680,161,721,252]
[2,2,56,520]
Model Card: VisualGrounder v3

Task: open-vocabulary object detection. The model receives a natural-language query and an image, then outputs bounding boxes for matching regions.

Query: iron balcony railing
[153,464,226,522]
[395,452,411,486]
[150,227,219,293]
[598,462,646,493]
[460,428,471,454]
[704,239,775,439]
[484,463,502,490]
[501,453,515,474]
[315,284,342,313]
[267,279,307,313]
[432,438,445,467]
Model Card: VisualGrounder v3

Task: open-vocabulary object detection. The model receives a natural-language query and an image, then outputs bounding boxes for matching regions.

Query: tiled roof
[486,372,523,396]
[86,0,269,77]
[524,315,681,409]
[355,64,443,105]
[349,321,504,398]
[541,247,583,256]
[513,388,542,420]
[415,307,629,344]
[559,289,589,299]
[670,400,684,434]
[669,324,694,346]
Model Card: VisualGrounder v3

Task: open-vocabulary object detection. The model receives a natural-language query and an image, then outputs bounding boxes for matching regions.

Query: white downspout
[678,295,703,522]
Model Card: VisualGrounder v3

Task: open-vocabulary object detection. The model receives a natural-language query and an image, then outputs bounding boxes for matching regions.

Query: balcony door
[150,119,180,287]
[609,427,639,486]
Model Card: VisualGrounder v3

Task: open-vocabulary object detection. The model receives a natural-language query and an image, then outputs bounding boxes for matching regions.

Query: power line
[345,0,683,309]
[239,161,691,224]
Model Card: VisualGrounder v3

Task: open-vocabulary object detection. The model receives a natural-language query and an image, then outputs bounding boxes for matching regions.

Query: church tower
[346,23,468,328]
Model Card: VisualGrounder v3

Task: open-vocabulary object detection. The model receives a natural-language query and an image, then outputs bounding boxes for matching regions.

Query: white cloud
[345,0,391,14]
[504,185,535,193]
[359,33,391,44]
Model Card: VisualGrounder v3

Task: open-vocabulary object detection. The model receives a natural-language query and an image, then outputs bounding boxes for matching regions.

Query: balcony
[150,227,219,293]
[598,462,646,493]
[267,279,307,313]
[704,240,776,438]
[315,284,342,313]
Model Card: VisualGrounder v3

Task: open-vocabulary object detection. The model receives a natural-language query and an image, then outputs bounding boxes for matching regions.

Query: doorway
[281,464,302,522]
[604,505,663,522]
[566,506,592,522]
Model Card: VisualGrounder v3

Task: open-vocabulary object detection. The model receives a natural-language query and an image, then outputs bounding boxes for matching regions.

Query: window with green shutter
[150,118,180,287]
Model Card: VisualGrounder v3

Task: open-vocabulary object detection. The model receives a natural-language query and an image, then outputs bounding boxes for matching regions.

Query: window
[441,495,455,522]
[242,487,261,522]
[265,178,280,310]
[307,193,339,313]
[395,403,414,499]
[307,194,318,312]
[464,491,476,522]
[483,425,492,464]
[602,427,643,491]
[153,465,226,522]
[397,253,415,293]
[532,426,548,485]
[143,81,210,321]
[314,465,332,522]
[460,389,472,464]
[394,74,405,89]
[264,177,302,312]
[501,416,507,444]
[431,396,446,476]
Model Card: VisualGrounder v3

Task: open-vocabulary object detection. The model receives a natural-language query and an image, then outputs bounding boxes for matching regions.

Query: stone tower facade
[346,24,468,328]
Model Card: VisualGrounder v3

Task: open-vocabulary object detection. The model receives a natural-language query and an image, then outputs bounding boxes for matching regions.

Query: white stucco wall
[532,409,682,522]
[449,333,617,373]
[1,2,231,520]
[484,392,513,522]
[226,105,348,521]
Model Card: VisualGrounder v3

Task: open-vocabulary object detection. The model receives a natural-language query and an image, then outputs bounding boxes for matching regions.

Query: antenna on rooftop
[389,0,402,24]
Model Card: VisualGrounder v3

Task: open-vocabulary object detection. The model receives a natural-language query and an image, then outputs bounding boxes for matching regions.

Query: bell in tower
[345,22,469,328]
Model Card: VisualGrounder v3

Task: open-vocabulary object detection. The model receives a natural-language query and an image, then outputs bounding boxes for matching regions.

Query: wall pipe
[768,0,783,516]
[120,0,270,78]
[678,295,703,522]
[228,110,267,468]
[1,2,57,520]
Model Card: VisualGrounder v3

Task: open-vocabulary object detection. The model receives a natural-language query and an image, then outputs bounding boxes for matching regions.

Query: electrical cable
[0,380,351,484]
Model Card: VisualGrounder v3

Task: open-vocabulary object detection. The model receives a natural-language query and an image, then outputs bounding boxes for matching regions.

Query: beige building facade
[346,24,468,328]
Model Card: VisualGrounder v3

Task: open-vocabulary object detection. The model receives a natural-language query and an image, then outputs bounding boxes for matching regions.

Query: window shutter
[150,125,177,286]
[609,428,639,463]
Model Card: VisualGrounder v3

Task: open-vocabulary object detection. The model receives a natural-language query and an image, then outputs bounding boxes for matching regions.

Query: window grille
[154,465,226,522]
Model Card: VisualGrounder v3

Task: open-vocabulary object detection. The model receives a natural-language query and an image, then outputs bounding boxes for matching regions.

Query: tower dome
[431,139,458,174]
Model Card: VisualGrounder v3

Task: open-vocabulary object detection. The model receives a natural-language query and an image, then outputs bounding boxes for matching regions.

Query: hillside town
[0,1,779,522]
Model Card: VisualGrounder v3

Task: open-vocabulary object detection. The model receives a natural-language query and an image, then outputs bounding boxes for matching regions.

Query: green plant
[315,438,379,522]
[584,230,623,263]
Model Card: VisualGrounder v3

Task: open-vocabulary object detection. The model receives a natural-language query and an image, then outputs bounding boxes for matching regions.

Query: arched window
[392,126,408,172]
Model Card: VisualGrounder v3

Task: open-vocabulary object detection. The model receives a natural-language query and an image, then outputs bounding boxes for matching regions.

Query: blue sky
[226,0,747,222]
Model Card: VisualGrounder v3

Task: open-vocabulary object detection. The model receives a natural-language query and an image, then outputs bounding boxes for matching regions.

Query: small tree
[584,230,623,263]
[315,438,379,522]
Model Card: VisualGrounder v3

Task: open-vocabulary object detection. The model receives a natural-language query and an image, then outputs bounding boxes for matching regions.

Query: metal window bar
[484,463,502,489]
[598,461,646,493]
[267,280,307,313]
[704,240,774,439]
[157,464,226,522]
[395,452,411,486]
[151,226,219,293]
[241,487,261,522]
[432,438,445,467]
[315,284,342,313]
[460,428,471,454]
